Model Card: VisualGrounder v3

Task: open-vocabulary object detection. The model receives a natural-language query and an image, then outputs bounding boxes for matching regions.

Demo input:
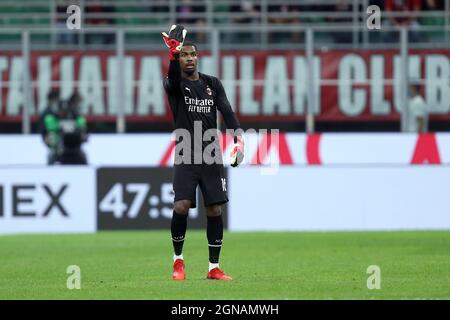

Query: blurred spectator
[58,93,89,165]
[85,1,115,44]
[176,0,206,43]
[422,0,445,10]
[384,0,422,42]
[267,0,302,44]
[230,1,260,44]
[40,88,61,164]
[406,83,428,133]
[231,0,260,24]
[176,0,205,25]
[40,91,88,165]
[369,0,385,9]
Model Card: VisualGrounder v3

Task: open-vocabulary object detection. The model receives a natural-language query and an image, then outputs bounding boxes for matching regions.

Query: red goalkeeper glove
[161,25,187,60]
[230,135,244,167]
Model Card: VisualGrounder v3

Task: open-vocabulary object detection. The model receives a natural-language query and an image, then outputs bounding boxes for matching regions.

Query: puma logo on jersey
[185,87,191,93]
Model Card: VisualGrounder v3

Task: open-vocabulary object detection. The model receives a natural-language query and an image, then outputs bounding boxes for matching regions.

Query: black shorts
[173,163,228,208]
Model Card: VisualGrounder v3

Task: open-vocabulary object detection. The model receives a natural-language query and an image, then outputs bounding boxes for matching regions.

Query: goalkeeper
[162,25,244,281]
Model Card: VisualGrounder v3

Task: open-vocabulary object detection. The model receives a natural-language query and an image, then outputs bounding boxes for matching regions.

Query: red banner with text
[0,49,448,122]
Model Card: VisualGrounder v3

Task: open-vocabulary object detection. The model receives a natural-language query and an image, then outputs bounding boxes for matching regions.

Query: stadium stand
[0,0,447,48]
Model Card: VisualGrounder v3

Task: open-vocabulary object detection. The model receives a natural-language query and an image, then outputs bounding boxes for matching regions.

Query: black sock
[171,210,187,256]
[207,215,223,264]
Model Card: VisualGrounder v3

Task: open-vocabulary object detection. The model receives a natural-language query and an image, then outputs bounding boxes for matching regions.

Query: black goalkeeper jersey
[163,59,241,164]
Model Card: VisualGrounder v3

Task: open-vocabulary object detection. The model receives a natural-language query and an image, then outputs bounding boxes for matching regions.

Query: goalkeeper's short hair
[182,42,198,51]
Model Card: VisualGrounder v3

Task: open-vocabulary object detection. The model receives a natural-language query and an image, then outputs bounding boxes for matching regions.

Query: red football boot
[172,259,186,280]
[207,267,233,280]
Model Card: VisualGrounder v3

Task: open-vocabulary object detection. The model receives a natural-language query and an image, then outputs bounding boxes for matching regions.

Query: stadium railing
[0,0,448,48]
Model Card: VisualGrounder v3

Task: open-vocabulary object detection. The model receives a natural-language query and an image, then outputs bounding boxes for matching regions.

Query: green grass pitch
[0,231,449,299]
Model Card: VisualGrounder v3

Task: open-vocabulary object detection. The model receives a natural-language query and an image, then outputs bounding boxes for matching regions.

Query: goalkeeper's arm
[214,78,244,167]
[162,25,186,94]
